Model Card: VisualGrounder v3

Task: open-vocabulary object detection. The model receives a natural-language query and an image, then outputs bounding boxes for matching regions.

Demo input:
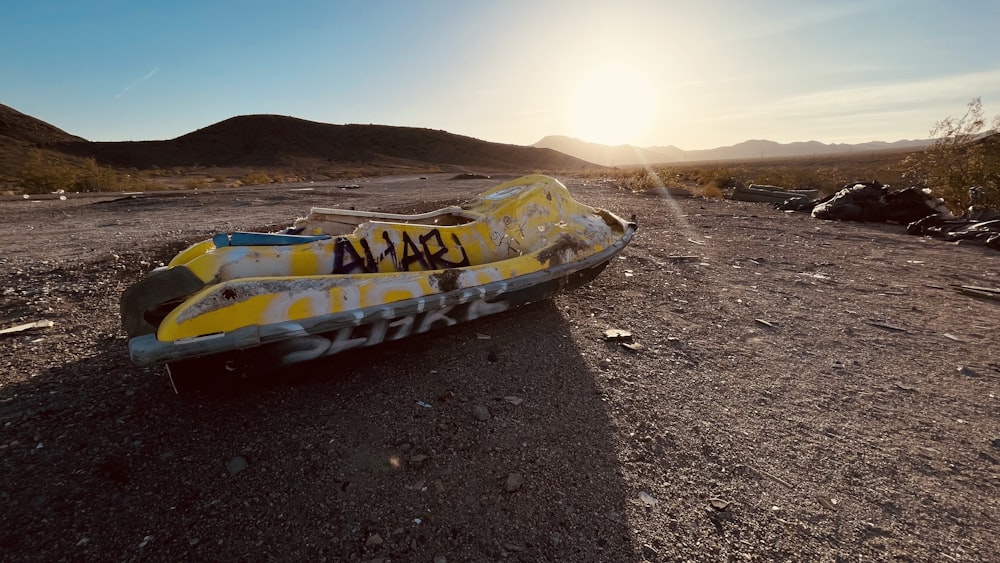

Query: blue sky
[2,0,999,149]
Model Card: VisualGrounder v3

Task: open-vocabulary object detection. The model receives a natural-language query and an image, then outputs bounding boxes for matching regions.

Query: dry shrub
[184,177,210,190]
[240,172,273,186]
[699,184,725,199]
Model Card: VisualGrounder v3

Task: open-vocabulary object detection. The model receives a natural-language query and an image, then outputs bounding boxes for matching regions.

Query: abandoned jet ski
[121,174,636,386]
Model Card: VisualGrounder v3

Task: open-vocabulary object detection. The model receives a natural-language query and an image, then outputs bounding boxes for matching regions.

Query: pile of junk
[773,182,1000,251]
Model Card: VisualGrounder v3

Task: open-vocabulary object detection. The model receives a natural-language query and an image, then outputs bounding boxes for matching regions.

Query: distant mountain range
[1,101,938,184]
[532,135,935,167]
[0,104,593,181]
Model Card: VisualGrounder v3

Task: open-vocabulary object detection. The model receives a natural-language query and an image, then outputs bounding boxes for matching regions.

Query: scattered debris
[449,173,491,180]
[0,319,54,336]
[865,320,907,332]
[958,366,981,378]
[816,496,839,511]
[731,184,819,205]
[416,400,433,408]
[708,498,731,511]
[744,464,794,488]
[954,285,1000,301]
[604,328,633,341]
[667,255,701,262]
[754,318,777,329]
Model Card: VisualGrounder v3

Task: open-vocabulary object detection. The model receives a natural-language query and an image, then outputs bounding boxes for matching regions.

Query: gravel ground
[1,173,999,562]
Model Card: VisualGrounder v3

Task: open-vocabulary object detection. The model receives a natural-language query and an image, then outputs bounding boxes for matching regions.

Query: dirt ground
[1,173,998,562]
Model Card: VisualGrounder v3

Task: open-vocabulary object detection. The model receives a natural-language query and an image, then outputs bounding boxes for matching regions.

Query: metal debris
[865,320,907,332]
[0,319,54,336]
[955,285,1000,301]
[754,318,777,329]
[709,498,731,511]
[604,328,632,341]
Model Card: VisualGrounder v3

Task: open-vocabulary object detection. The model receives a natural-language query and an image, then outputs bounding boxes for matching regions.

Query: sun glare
[569,64,656,146]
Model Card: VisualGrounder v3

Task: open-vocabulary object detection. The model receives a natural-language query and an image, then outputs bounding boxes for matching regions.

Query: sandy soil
[1,173,999,562]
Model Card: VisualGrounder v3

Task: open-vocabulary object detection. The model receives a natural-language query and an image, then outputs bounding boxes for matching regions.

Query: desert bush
[184,177,210,190]
[901,97,1000,210]
[698,184,725,199]
[240,172,273,186]
[17,151,143,193]
[18,150,78,193]
[695,167,739,190]
[73,158,120,192]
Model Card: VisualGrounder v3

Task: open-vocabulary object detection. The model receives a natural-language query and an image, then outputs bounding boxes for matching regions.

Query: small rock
[641,543,659,560]
[639,491,658,506]
[504,472,524,492]
[409,454,429,468]
[598,359,612,369]
[502,541,527,552]
[816,495,839,511]
[472,405,491,421]
[365,533,383,548]
[433,556,447,563]
[227,455,248,477]
[503,395,524,406]
[958,366,980,377]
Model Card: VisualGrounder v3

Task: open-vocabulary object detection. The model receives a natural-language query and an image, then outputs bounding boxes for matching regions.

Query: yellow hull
[122,175,636,371]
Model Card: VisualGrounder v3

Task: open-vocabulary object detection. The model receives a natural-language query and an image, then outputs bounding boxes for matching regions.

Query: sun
[569,64,656,146]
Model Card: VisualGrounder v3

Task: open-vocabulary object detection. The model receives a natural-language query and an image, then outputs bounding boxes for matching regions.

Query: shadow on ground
[0,300,638,561]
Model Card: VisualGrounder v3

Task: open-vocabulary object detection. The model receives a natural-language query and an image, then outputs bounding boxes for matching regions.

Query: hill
[44,114,596,172]
[534,135,934,167]
[0,103,84,145]
[0,104,87,184]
